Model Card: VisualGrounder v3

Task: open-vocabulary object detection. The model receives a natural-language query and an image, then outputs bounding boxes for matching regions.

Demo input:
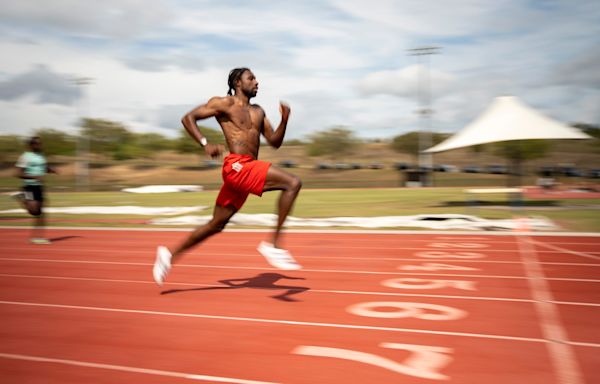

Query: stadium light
[408,46,441,187]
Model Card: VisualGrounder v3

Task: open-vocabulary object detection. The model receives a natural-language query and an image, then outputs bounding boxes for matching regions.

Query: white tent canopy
[424,96,590,153]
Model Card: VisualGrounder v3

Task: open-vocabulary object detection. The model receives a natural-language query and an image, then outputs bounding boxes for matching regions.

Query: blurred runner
[154,67,302,286]
[14,136,57,244]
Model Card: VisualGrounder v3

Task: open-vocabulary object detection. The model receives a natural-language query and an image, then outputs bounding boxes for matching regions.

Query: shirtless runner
[153,68,302,286]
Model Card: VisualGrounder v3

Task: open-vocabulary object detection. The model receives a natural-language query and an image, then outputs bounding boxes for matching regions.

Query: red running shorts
[216,153,271,210]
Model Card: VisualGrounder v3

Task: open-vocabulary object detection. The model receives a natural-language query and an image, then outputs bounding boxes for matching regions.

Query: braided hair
[227,67,250,96]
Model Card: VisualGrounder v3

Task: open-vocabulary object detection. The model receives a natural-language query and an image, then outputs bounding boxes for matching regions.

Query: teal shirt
[16,151,47,186]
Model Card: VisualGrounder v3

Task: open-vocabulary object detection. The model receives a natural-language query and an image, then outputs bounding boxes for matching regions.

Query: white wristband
[200,137,208,147]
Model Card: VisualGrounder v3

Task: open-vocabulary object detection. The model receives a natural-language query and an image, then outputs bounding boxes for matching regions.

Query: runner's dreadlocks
[227,67,249,96]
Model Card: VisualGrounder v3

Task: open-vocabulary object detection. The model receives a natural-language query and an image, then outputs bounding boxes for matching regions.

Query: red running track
[0,228,598,383]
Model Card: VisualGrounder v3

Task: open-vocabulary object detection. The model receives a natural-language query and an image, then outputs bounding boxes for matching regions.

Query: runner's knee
[288,176,302,193]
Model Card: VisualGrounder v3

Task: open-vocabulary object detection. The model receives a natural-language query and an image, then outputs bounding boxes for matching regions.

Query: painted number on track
[399,263,480,271]
[428,243,488,249]
[416,251,486,259]
[347,301,467,320]
[382,278,476,291]
[293,343,453,380]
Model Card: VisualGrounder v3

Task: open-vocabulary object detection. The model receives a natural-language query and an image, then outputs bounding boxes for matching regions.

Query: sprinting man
[14,136,57,244]
[153,67,302,286]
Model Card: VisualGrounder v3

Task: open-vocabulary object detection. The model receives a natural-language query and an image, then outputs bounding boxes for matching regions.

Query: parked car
[538,166,555,177]
[334,163,352,170]
[394,162,411,170]
[486,164,508,174]
[587,169,600,179]
[203,159,219,169]
[462,165,481,173]
[315,163,333,170]
[278,160,297,168]
[558,166,584,177]
[433,164,457,172]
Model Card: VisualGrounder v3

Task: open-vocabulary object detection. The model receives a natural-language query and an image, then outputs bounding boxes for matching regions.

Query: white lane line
[0,245,515,252]
[2,251,599,266]
[0,300,546,344]
[0,273,540,304]
[5,273,598,306]
[569,341,600,348]
[0,352,278,384]
[2,244,597,256]
[3,258,600,282]
[542,262,600,266]
[1,225,599,236]
[3,273,599,307]
[517,235,585,384]
[532,240,600,261]
[0,258,527,279]
[549,278,600,283]
[551,301,600,307]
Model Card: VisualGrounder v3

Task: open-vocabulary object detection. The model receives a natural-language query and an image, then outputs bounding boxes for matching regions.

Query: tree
[572,122,600,139]
[572,123,600,152]
[470,144,486,155]
[34,128,77,157]
[134,133,174,152]
[0,135,23,162]
[306,127,359,158]
[493,140,551,186]
[116,132,176,159]
[80,118,134,157]
[390,131,447,160]
[285,138,305,146]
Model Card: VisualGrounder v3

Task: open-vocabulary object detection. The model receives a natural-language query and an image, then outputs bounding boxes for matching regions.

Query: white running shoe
[30,238,51,245]
[153,246,172,286]
[257,241,301,270]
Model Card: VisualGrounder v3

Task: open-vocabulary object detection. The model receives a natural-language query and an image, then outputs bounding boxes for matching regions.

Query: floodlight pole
[73,77,94,191]
[408,46,440,187]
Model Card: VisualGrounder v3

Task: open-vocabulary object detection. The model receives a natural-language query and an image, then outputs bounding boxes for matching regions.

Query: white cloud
[357,64,455,99]
[0,0,173,38]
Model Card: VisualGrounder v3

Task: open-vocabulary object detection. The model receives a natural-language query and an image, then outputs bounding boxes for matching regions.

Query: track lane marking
[517,235,585,384]
[2,258,599,281]
[532,240,600,261]
[1,225,599,236]
[0,352,278,384]
[3,273,599,307]
[0,300,549,344]
[0,273,537,303]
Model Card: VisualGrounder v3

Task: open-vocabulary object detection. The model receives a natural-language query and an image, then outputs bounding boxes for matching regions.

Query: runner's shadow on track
[161,273,310,302]
[48,235,82,243]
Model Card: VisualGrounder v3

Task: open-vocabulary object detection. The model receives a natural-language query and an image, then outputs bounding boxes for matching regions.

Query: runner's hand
[279,101,290,121]
[204,144,223,158]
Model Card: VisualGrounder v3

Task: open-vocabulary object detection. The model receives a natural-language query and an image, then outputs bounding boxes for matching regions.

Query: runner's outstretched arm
[261,102,290,149]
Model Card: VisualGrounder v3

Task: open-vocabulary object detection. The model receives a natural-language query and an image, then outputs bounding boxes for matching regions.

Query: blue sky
[0,0,598,140]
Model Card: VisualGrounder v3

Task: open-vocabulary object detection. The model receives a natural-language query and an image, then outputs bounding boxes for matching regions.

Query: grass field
[2,189,599,232]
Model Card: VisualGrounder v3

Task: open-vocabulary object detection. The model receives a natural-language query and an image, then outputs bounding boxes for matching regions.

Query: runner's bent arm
[181,97,227,156]
[262,102,290,149]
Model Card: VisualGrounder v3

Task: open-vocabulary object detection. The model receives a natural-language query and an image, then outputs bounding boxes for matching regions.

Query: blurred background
[0,0,598,230]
